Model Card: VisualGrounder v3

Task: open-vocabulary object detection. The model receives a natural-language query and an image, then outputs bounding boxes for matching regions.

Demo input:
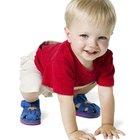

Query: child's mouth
[84,50,98,55]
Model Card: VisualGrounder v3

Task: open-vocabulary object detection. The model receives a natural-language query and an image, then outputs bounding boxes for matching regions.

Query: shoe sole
[20,119,41,125]
[76,112,100,118]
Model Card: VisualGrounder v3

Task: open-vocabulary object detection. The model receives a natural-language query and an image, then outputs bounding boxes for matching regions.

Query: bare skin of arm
[57,94,96,140]
[95,86,125,139]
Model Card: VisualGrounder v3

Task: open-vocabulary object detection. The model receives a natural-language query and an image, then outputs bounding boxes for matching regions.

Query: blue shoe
[73,94,100,118]
[20,100,41,125]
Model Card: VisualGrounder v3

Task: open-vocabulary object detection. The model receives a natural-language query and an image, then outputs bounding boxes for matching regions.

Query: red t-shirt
[34,40,115,95]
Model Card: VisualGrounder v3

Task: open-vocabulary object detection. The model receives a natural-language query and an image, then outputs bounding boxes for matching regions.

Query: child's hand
[94,124,125,139]
[68,130,96,140]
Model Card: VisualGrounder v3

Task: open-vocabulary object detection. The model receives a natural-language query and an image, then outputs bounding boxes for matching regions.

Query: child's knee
[21,92,40,102]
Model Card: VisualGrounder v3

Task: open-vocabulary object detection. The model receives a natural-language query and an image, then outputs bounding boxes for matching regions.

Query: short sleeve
[97,50,115,86]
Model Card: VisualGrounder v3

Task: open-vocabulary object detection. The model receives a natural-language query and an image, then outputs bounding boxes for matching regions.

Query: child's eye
[79,34,89,39]
[98,36,107,40]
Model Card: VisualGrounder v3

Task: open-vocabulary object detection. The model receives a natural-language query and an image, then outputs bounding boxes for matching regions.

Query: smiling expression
[65,19,112,69]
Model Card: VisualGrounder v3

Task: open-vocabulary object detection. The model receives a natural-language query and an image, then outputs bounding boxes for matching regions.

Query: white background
[0,0,140,139]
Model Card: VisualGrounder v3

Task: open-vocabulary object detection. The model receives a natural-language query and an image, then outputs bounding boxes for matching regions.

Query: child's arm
[57,94,96,140]
[94,86,125,139]
[98,86,115,126]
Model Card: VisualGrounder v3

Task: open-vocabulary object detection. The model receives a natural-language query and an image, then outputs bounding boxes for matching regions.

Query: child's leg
[20,50,42,100]
[19,51,42,125]
[21,92,41,102]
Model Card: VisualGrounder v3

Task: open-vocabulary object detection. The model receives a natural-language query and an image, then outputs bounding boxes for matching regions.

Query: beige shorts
[19,50,53,97]
[19,50,42,93]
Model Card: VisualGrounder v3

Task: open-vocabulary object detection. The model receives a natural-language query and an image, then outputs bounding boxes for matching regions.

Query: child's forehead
[71,18,113,35]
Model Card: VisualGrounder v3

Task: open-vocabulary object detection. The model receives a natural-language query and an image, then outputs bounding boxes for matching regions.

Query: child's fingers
[79,133,96,140]
[94,127,125,139]
[87,133,96,140]
[110,129,125,139]
[106,131,113,139]
[102,132,108,139]
[115,129,126,136]
[111,131,120,139]
[94,129,101,135]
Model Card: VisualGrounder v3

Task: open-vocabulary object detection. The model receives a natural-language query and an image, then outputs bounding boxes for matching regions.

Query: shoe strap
[21,100,40,108]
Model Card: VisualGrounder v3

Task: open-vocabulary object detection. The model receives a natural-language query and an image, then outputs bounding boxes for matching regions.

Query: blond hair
[64,0,116,33]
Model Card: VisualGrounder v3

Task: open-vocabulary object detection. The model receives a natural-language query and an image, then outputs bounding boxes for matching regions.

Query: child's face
[65,19,112,64]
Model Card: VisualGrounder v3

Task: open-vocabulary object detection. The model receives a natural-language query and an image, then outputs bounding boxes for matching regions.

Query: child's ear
[64,27,71,43]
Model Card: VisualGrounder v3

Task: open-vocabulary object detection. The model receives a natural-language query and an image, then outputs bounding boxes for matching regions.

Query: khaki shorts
[19,50,42,93]
[19,50,53,97]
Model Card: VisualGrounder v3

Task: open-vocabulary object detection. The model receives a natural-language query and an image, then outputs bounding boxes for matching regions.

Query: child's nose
[89,39,98,49]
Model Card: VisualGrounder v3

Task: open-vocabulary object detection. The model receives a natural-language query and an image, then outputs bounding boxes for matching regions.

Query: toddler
[20,0,125,139]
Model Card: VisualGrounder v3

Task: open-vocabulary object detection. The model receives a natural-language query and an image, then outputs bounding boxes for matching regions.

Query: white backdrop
[0,0,140,139]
